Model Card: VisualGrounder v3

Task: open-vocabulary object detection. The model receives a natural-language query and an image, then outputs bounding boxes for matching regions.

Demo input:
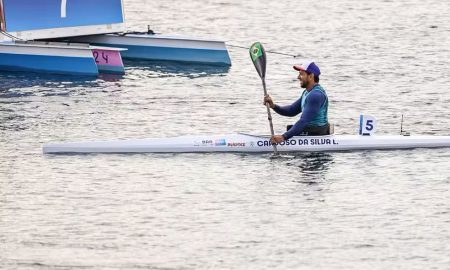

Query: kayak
[42,133,450,154]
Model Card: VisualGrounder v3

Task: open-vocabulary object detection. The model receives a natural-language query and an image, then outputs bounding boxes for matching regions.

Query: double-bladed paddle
[249,42,278,154]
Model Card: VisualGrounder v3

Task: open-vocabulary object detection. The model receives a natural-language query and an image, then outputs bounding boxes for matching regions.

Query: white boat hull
[42,134,450,154]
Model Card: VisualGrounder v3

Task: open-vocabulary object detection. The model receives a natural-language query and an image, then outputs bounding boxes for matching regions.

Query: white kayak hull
[42,133,450,154]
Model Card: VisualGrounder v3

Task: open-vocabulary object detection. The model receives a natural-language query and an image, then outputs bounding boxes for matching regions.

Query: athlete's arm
[282,91,325,140]
[273,97,302,117]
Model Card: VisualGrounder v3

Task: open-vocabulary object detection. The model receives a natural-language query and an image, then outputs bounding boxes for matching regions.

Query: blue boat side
[0,52,98,76]
[90,43,231,66]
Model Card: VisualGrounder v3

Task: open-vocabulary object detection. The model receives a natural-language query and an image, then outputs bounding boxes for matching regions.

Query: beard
[300,80,307,88]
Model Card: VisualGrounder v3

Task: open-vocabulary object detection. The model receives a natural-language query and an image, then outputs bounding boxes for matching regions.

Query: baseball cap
[293,61,321,76]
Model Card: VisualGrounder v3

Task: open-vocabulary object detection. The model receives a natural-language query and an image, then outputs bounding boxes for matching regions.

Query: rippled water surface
[1,0,450,269]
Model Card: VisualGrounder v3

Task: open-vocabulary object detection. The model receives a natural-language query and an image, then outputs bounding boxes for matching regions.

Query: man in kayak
[264,61,330,143]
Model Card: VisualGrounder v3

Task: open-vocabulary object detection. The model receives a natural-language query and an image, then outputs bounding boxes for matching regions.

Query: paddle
[249,42,278,154]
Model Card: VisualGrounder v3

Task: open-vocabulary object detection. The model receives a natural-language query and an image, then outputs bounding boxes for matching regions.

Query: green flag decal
[249,41,267,80]
[250,42,263,62]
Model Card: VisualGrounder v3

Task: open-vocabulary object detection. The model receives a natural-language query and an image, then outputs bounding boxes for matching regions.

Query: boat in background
[0,0,127,75]
[0,40,125,75]
[0,0,125,41]
[66,32,231,66]
[0,40,96,76]
[0,0,231,76]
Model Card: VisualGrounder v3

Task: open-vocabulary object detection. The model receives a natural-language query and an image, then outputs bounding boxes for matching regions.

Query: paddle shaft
[249,42,278,154]
[262,79,278,153]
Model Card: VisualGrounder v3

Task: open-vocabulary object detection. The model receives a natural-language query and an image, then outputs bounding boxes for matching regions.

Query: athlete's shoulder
[308,87,326,100]
[313,84,326,92]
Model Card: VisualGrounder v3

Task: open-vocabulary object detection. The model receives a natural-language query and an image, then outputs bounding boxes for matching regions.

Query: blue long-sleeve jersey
[273,84,328,139]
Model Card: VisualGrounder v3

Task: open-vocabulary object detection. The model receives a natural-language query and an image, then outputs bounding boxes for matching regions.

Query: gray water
[1,0,450,269]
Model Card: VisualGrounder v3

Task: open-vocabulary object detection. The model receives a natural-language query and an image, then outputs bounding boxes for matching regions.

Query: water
[1,0,450,269]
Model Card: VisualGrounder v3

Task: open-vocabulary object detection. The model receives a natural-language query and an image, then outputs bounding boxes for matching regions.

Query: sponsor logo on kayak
[215,139,226,146]
[256,138,339,146]
[201,139,214,146]
[227,142,246,147]
[196,139,230,147]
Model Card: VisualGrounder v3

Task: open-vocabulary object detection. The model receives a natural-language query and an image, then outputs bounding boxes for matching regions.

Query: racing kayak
[42,133,450,154]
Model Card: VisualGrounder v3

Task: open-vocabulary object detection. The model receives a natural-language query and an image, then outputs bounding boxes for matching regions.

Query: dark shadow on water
[124,59,231,79]
[272,152,334,183]
[0,71,126,97]
[97,73,125,82]
[0,71,100,92]
[286,152,333,171]
[0,60,229,92]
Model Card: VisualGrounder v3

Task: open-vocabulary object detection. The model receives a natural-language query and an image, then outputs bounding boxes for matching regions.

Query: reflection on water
[124,59,230,79]
[0,109,27,132]
[0,59,229,95]
[0,71,101,93]
[97,73,125,82]
[0,72,126,133]
[0,72,127,101]
[281,152,334,182]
